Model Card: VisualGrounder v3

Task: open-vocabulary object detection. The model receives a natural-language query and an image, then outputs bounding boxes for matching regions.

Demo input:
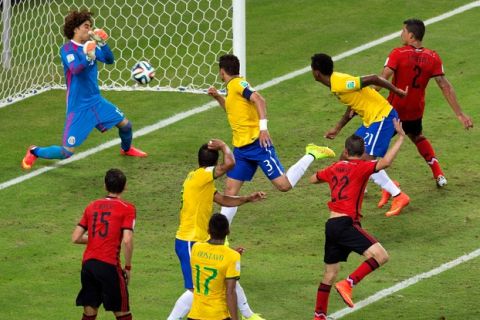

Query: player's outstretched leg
[237,283,265,320]
[167,290,193,320]
[118,121,147,157]
[284,144,335,189]
[21,145,74,170]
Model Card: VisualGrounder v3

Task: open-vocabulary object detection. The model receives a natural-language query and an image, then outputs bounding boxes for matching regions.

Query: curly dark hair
[63,9,93,40]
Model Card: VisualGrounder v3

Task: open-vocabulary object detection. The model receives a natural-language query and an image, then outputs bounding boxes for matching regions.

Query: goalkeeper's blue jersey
[60,40,114,113]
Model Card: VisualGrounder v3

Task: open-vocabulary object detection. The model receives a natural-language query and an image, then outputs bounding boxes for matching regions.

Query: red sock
[315,282,331,316]
[116,313,132,320]
[82,314,97,320]
[415,137,444,178]
[349,257,380,285]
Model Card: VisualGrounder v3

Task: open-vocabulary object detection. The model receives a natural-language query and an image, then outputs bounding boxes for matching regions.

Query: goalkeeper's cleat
[83,40,97,61]
[21,145,38,170]
[385,192,410,217]
[121,146,148,157]
[306,143,336,160]
[89,28,108,46]
[242,314,266,320]
[377,180,400,208]
[436,175,447,187]
[335,279,354,308]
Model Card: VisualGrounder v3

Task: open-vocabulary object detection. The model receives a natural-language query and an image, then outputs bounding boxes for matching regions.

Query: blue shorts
[62,97,125,147]
[227,139,285,181]
[355,109,398,157]
[175,238,195,289]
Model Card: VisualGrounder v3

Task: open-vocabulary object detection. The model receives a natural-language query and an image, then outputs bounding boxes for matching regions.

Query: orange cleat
[335,279,354,308]
[385,192,410,217]
[121,146,148,157]
[377,180,400,208]
[21,145,38,170]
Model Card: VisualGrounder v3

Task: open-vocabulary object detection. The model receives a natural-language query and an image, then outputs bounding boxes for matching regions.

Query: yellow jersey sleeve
[176,167,216,242]
[330,72,361,93]
[225,77,260,147]
[330,72,392,127]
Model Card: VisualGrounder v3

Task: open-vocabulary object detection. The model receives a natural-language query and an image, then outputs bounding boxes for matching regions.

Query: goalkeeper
[21,9,146,170]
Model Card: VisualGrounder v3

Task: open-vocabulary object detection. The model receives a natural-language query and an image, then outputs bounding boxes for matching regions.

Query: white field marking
[331,248,480,318]
[2,0,479,191]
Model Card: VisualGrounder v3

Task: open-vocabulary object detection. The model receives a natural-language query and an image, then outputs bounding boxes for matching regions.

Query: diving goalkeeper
[21,9,147,170]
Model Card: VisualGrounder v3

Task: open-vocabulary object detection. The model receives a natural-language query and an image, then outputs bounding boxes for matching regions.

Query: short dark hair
[198,143,219,167]
[311,53,334,76]
[403,19,425,41]
[208,213,230,240]
[104,168,127,194]
[345,135,365,157]
[219,54,240,76]
[63,9,93,39]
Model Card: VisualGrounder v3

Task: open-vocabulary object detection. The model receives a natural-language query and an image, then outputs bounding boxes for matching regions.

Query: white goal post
[0,0,246,108]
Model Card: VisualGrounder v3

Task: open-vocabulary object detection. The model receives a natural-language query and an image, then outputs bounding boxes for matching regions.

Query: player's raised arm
[91,28,114,64]
[208,86,226,110]
[361,74,407,97]
[434,75,473,129]
[207,139,235,178]
[375,118,405,171]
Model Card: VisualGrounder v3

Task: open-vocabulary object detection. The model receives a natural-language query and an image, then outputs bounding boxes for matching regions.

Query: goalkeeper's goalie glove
[89,28,109,47]
[83,40,97,61]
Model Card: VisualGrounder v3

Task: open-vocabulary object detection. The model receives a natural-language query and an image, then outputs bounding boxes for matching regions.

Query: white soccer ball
[131,61,155,85]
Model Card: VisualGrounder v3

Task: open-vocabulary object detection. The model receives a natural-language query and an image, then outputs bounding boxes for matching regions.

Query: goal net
[0,0,244,108]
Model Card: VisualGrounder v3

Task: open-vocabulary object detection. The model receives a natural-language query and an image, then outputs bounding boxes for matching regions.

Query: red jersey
[385,45,444,120]
[317,160,377,221]
[78,196,136,266]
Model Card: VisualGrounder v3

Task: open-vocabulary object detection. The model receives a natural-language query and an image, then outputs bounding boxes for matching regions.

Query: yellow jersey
[188,242,241,320]
[330,72,392,127]
[225,77,259,147]
[176,167,216,242]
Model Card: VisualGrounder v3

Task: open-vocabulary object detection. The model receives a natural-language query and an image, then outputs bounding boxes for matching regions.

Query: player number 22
[331,175,349,202]
[194,265,218,295]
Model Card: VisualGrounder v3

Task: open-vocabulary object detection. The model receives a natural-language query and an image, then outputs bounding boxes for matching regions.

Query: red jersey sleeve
[78,207,89,229]
[316,167,331,182]
[385,48,400,70]
[431,51,444,77]
[122,203,136,231]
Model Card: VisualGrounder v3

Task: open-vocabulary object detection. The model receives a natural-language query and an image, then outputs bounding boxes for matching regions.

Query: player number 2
[92,211,111,238]
[194,265,218,295]
[412,65,422,88]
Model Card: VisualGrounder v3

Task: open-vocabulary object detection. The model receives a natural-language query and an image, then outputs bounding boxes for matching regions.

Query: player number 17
[194,265,218,295]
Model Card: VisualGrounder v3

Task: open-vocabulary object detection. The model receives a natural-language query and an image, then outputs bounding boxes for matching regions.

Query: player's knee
[118,120,132,132]
[274,177,292,192]
[62,147,74,159]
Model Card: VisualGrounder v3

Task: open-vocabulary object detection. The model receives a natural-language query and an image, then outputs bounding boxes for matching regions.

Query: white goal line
[1,0,479,194]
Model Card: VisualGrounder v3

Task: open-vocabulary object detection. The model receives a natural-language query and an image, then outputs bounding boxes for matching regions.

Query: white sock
[285,154,314,188]
[221,206,238,225]
[370,170,401,196]
[167,290,193,320]
[236,282,254,318]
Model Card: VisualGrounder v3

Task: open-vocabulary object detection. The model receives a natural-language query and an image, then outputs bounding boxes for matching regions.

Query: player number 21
[194,265,218,295]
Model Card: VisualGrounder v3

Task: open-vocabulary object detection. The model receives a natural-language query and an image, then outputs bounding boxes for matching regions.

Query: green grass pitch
[0,1,479,319]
